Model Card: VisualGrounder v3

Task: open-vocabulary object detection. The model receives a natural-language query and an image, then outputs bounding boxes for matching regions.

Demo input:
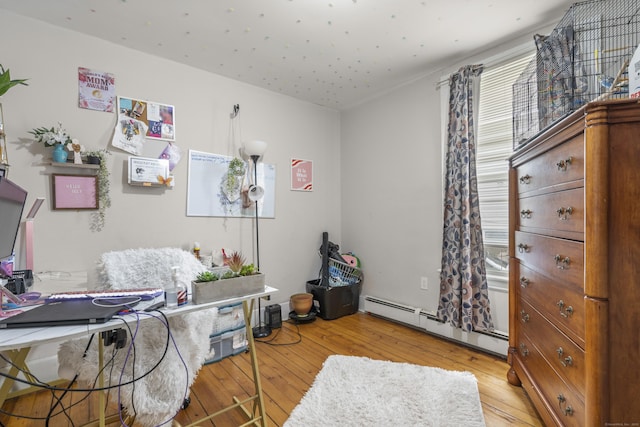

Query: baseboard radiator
[362,295,508,357]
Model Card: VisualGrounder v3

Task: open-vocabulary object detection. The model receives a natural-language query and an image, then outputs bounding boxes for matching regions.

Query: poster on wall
[78,67,116,112]
[117,96,175,141]
[111,114,148,155]
[291,158,313,191]
[52,174,98,210]
[187,150,276,218]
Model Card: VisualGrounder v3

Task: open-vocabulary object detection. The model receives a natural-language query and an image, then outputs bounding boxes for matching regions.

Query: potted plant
[222,157,246,203]
[191,251,265,304]
[0,64,28,97]
[0,64,27,167]
[29,123,75,163]
[85,149,111,232]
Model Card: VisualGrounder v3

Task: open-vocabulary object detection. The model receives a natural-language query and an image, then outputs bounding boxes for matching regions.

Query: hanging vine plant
[222,157,246,203]
[85,149,111,232]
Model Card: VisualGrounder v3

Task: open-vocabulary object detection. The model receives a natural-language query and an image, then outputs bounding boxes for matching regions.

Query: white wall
[340,25,558,337]
[0,11,341,305]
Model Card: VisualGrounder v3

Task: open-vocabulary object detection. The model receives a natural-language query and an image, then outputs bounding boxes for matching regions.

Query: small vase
[52,144,68,163]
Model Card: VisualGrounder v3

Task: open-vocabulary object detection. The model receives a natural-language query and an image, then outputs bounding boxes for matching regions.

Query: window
[475,53,533,280]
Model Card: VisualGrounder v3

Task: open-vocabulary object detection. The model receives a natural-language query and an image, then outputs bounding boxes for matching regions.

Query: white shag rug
[284,355,486,427]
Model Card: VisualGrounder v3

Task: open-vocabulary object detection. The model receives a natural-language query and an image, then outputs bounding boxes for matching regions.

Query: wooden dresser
[507,99,640,426]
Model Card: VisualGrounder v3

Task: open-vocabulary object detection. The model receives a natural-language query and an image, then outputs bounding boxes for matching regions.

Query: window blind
[476,53,534,274]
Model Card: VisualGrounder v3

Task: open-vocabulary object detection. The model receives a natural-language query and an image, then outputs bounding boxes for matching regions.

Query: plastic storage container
[211,303,245,335]
[204,326,248,365]
[306,279,361,320]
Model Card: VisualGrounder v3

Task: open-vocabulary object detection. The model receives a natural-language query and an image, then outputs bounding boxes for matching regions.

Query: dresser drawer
[517,263,585,347]
[515,134,583,196]
[515,231,583,288]
[516,333,585,427]
[518,187,584,238]
[518,299,585,396]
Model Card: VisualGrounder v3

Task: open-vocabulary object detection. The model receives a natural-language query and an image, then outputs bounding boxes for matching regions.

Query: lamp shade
[244,140,268,157]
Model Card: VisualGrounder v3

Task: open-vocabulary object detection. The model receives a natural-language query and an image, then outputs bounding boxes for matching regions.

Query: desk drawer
[517,263,584,347]
[518,187,584,237]
[515,134,583,196]
[515,231,583,288]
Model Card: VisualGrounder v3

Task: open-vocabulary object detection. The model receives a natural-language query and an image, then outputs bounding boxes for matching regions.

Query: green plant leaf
[0,65,28,97]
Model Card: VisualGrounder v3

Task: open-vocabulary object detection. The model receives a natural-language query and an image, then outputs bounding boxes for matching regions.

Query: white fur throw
[94,247,207,293]
[58,309,213,426]
[58,248,216,426]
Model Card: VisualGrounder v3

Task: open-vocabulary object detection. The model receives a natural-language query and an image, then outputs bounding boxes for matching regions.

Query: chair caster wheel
[181,397,191,410]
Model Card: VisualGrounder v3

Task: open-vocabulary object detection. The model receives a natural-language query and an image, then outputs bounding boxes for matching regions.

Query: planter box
[192,273,265,304]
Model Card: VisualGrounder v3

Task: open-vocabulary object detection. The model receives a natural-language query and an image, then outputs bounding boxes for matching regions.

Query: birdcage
[512,0,640,149]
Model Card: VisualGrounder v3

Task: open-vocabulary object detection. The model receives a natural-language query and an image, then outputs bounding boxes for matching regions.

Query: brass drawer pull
[556,206,573,220]
[519,174,531,184]
[518,243,530,253]
[520,310,530,323]
[557,394,574,416]
[520,209,532,219]
[556,347,574,367]
[554,254,571,269]
[519,343,529,357]
[556,300,574,318]
[520,277,530,288]
[556,157,573,171]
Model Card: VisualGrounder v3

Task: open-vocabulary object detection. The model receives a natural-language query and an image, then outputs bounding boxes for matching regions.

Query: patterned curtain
[437,65,494,333]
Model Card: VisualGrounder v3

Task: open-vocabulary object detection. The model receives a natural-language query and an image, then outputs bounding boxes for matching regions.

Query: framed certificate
[52,174,99,210]
[128,156,172,187]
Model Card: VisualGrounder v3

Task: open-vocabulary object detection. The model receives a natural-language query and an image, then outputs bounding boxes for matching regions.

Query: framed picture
[52,174,98,210]
[117,96,175,141]
[128,156,172,187]
[291,158,313,191]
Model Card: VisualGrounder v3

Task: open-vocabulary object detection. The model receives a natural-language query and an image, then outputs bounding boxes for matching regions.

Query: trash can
[306,279,361,320]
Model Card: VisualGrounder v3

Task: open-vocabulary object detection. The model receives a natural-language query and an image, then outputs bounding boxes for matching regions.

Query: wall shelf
[39,162,99,170]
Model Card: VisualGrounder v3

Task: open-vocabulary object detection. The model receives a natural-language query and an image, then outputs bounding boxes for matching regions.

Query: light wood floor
[0,312,543,426]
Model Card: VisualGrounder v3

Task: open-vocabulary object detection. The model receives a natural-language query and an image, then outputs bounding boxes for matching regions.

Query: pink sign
[291,159,313,191]
[52,175,98,210]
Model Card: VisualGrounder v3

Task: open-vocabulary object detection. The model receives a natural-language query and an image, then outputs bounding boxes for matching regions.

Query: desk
[0,286,277,426]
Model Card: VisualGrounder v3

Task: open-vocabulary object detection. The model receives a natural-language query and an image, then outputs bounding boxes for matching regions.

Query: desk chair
[57,248,214,426]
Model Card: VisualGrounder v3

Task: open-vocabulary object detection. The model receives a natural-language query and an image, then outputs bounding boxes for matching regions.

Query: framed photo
[117,96,175,141]
[291,158,313,191]
[52,174,98,210]
[128,156,172,187]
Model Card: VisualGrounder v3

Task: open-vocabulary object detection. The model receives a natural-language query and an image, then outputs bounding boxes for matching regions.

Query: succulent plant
[227,251,246,273]
[196,271,219,282]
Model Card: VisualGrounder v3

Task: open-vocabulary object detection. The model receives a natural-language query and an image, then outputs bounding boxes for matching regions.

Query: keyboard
[46,288,165,303]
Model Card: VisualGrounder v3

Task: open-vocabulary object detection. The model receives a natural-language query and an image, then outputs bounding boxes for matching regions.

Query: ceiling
[0,0,574,109]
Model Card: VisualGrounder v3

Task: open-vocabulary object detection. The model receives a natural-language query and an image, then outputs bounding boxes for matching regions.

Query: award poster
[78,67,115,112]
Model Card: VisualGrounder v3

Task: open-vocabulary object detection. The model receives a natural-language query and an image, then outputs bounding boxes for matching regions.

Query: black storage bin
[306,279,361,320]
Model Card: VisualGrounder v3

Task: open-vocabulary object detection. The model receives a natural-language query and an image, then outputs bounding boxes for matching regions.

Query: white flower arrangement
[29,122,73,147]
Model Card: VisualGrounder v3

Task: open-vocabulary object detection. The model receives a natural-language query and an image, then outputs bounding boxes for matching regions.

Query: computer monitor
[0,177,27,275]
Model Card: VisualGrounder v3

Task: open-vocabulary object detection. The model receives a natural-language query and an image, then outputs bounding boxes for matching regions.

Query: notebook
[0,299,130,329]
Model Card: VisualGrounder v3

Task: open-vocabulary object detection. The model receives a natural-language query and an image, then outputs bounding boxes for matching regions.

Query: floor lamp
[244,140,271,338]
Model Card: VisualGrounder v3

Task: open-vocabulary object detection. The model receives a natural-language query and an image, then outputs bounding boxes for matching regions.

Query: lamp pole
[246,146,271,338]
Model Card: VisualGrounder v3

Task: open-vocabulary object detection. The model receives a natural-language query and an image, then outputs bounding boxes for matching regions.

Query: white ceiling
[0,0,574,109]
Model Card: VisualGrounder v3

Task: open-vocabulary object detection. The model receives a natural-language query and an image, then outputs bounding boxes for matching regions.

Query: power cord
[255,320,303,346]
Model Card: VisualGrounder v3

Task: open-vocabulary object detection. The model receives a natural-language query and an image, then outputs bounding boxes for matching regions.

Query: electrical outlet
[420,277,428,290]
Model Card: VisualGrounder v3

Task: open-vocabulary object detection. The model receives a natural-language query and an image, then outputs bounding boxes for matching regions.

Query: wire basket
[326,258,363,287]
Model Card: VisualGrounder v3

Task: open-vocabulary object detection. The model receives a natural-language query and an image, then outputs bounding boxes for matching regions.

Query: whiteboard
[186,150,275,218]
